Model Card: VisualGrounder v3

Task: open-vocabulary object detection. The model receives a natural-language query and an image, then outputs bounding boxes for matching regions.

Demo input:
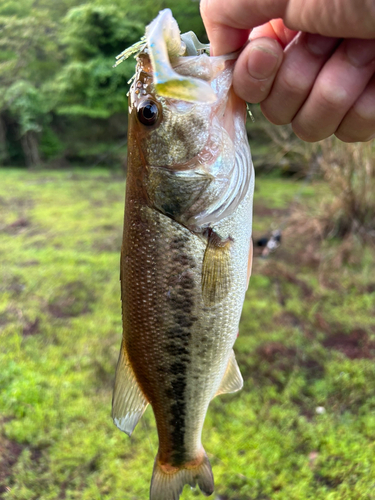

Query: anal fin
[201,230,233,306]
[214,349,243,397]
[246,238,253,289]
[112,340,148,436]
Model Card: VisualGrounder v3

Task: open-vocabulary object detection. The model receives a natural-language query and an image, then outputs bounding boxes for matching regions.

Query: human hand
[201,0,375,142]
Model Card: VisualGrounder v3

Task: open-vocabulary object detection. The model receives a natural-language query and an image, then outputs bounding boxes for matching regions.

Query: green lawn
[1,169,375,500]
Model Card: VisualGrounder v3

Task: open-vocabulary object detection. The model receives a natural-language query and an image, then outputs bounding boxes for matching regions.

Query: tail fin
[150,451,214,500]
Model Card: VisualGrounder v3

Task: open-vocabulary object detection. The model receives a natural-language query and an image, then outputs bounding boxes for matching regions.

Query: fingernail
[305,33,338,56]
[247,45,279,80]
[346,39,375,67]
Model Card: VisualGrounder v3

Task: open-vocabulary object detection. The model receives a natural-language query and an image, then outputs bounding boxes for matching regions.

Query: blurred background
[1,1,375,499]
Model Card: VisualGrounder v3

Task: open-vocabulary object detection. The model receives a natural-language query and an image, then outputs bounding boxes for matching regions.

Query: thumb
[201,0,287,55]
[201,0,375,56]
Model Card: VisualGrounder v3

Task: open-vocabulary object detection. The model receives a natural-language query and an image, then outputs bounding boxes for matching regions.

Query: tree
[98,0,207,42]
[4,81,49,166]
[0,0,86,166]
[0,11,59,165]
[0,0,206,167]
[52,4,144,120]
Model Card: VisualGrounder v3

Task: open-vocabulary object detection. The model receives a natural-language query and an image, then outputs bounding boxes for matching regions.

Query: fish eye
[137,100,160,126]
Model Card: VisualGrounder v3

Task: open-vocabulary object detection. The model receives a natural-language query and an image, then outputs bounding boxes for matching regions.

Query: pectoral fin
[214,349,243,397]
[201,230,233,306]
[112,340,148,436]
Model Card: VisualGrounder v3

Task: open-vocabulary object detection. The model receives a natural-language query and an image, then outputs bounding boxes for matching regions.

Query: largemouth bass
[112,9,254,500]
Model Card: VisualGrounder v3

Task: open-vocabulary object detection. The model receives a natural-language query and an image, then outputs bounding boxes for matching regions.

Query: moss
[48,280,95,317]
[1,169,375,500]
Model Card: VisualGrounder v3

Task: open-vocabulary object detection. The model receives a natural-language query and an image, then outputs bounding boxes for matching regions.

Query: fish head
[124,9,252,229]
[126,9,242,170]
[128,52,223,169]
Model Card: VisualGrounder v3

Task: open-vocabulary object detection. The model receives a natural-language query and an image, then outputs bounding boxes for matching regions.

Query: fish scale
[112,9,254,500]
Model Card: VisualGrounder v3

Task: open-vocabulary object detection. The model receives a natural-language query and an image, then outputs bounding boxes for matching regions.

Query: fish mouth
[146,9,217,103]
[116,9,238,104]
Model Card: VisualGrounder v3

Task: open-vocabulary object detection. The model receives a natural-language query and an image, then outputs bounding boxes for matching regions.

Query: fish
[112,9,254,500]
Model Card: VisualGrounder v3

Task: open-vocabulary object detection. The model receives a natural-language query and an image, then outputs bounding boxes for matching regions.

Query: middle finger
[260,32,339,125]
[292,38,375,141]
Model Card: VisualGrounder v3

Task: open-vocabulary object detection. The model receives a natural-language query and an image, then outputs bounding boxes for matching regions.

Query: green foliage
[124,0,206,42]
[53,57,133,119]
[0,1,32,16]
[5,81,46,135]
[39,127,64,159]
[0,14,59,90]
[1,170,375,499]
[0,4,61,165]
[51,5,144,119]
[0,0,206,167]
[63,4,143,60]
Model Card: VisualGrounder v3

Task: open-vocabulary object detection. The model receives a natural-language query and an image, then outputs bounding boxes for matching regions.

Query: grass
[1,168,375,500]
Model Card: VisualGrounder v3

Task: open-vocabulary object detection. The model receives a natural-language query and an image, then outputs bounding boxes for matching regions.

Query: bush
[318,139,375,241]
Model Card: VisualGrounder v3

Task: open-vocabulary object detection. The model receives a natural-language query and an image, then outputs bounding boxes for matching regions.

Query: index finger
[200,0,288,55]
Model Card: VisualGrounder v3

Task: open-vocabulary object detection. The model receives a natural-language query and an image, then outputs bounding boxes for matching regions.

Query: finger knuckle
[318,80,350,109]
[336,105,375,142]
[234,85,263,105]
[280,68,311,96]
[334,130,358,142]
[233,70,269,105]
[200,0,217,21]
[291,120,324,142]
[200,0,209,17]
[335,126,375,142]
[261,102,290,125]
[352,99,375,121]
